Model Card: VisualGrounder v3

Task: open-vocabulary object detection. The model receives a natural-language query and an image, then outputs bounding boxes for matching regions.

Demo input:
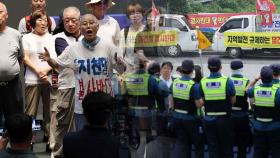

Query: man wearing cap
[63,91,121,158]
[123,53,158,156]
[199,56,236,158]
[85,0,121,48]
[269,64,280,88]
[247,66,280,158]
[230,59,252,158]
[171,59,204,158]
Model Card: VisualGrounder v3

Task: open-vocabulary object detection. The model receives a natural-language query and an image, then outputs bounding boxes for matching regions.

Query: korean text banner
[134,30,178,47]
[187,12,255,29]
[225,32,280,48]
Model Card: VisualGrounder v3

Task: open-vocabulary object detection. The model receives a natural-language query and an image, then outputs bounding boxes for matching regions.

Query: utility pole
[166,0,170,13]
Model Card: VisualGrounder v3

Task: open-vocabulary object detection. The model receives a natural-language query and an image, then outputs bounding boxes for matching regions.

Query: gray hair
[63,6,80,18]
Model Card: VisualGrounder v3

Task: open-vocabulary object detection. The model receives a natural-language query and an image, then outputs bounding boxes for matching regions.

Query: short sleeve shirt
[56,38,116,114]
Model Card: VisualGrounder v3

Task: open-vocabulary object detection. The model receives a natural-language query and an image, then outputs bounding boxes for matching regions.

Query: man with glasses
[51,6,82,158]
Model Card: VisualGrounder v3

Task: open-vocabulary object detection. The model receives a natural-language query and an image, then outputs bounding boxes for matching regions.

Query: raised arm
[39,47,60,69]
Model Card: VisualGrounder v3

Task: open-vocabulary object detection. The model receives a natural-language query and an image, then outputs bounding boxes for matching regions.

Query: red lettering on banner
[137,36,143,44]
[170,35,175,41]
[86,80,91,94]
[141,36,147,43]
[161,35,166,42]
[104,79,107,94]
[92,78,96,92]
[101,79,106,92]
[96,79,102,91]
[192,17,211,25]
[78,79,84,100]
[272,37,280,44]
[187,12,255,28]
[154,35,160,42]
[149,35,154,43]
[136,32,176,45]
[78,77,113,100]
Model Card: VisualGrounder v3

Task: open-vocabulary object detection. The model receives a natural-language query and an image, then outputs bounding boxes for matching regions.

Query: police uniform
[124,67,158,150]
[147,62,171,136]
[230,60,252,158]
[172,60,204,158]
[269,64,280,88]
[199,56,235,158]
[125,69,157,117]
[247,66,280,158]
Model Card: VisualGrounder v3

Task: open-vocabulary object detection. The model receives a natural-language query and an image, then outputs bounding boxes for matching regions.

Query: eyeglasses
[63,18,79,24]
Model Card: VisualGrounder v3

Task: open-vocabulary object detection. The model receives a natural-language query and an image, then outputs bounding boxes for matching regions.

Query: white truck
[155,14,198,57]
[212,14,280,58]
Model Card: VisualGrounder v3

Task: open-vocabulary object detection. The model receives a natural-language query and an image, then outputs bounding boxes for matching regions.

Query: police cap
[269,64,280,76]
[181,59,194,72]
[260,66,273,83]
[230,59,243,70]
[208,56,221,71]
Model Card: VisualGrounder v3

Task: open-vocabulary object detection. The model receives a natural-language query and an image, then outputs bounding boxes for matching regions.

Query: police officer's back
[230,60,252,158]
[247,66,280,158]
[199,56,236,158]
[171,60,204,158]
[123,53,158,157]
[124,55,158,120]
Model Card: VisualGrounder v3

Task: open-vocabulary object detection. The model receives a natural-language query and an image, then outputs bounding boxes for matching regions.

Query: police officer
[147,61,169,136]
[230,60,252,158]
[269,64,280,87]
[123,53,158,155]
[247,66,280,158]
[171,59,204,158]
[199,56,236,158]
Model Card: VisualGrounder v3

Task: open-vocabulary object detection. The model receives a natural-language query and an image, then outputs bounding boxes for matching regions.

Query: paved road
[150,54,280,81]
[34,54,280,158]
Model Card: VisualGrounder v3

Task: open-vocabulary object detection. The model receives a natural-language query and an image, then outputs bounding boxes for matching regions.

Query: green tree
[169,0,189,14]
[275,1,280,13]
[168,0,280,14]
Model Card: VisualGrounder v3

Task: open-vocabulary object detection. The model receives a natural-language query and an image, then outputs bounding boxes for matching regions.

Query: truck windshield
[219,18,243,33]
[165,18,185,30]
[181,17,194,30]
